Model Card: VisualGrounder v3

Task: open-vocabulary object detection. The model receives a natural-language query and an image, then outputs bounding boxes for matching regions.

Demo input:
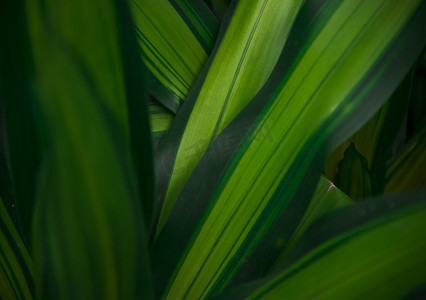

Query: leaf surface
[151,0,426,298]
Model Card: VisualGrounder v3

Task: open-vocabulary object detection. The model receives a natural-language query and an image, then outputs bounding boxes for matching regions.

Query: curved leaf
[32,42,154,300]
[0,146,33,300]
[215,191,426,300]
[131,0,218,112]
[325,70,414,192]
[27,0,154,298]
[149,98,174,150]
[154,0,304,234]
[0,0,39,242]
[335,141,375,200]
[151,0,426,298]
[0,198,33,300]
[269,176,352,272]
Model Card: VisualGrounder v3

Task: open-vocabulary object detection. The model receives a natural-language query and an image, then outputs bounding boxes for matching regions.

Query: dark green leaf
[335,141,375,200]
[154,0,304,234]
[0,0,40,242]
[131,0,219,112]
[151,1,426,299]
[215,191,426,300]
[385,123,426,193]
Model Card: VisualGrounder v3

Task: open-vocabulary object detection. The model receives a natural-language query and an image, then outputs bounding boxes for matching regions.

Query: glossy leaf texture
[154,0,304,234]
[385,123,426,193]
[131,0,218,112]
[269,176,352,271]
[151,0,426,299]
[27,0,154,298]
[215,191,426,300]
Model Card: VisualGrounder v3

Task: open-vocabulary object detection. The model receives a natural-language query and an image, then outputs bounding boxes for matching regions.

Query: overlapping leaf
[27,0,154,225]
[26,0,154,298]
[131,0,218,112]
[154,0,304,233]
[0,0,40,241]
[325,71,414,195]
[334,142,375,199]
[269,176,352,271]
[215,191,426,300]
[149,98,174,149]
[151,0,426,299]
[0,148,33,300]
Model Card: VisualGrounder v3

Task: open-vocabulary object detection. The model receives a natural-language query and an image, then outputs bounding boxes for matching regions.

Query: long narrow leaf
[215,191,426,300]
[269,176,352,272]
[131,0,218,112]
[0,0,40,242]
[0,147,33,300]
[27,0,154,225]
[154,0,304,233]
[149,98,174,149]
[32,42,154,300]
[0,198,33,300]
[27,0,154,298]
[151,0,426,298]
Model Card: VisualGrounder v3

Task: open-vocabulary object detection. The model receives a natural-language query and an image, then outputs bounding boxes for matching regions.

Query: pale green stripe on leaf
[251,204,426,299]
[163,1,421,299]
[131,0,208,102]
[149,99,174,134]
[149,98,174,148]
[159,0,304,232]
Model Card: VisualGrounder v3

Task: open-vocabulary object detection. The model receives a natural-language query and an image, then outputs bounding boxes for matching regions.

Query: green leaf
[115,0,155,226]
[269,176,352,272]
[27,0,154,226]
[0,146,33,300]
[27,0,154,298]
[385,123,426,193]
[154,0,304,234]
[206,0,230,19]
[148,98,174,150]
[151,0,426,298]
[170,0,219,47]
[335,141,375,200]
[131,0,218,112]
[215,191,426,300]
[0,197,34,300]
[407,64,426,137]
[325,69,414,188]
[31,42,154,300]
[0,0,40,242]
